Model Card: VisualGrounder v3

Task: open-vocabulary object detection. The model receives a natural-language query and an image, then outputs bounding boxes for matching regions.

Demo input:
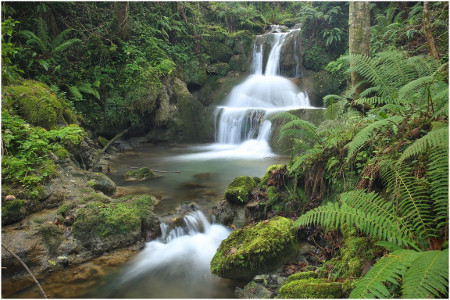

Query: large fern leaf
[279,119,321,144]
[350,249,419,298]
[398,127,448,163]
[295,190,417,248]
[346,115,404,161]
[401,249,449,298]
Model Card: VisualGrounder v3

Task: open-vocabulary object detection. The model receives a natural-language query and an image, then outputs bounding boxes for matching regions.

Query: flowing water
[4,26,315,298]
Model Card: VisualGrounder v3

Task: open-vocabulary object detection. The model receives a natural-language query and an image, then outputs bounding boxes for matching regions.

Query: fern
[401,249,449,298]
[295,190,418,249]
[68,85,83,100]
[279,119,322,145]
[346,115,404,161]
[349,249,419,298]
[398,127,448,163]
[380,161,434,249]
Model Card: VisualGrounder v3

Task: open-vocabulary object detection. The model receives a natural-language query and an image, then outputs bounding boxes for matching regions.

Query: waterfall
[214,27,311,157]
[115,210,232,298]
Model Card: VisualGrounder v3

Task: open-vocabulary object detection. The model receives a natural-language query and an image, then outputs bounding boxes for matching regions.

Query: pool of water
[4,143,288,298]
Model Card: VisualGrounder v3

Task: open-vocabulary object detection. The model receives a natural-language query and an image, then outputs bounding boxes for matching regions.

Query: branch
[2,243,47,299]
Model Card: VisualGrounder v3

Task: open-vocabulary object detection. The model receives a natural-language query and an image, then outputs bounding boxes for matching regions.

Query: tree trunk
[423,1,440,60]
[349,1,371,100]
[115,2,129,40]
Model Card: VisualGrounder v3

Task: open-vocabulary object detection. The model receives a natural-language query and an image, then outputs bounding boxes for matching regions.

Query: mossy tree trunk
[115,2,129,40]
[349,1,370,100]
[423,1,440,60]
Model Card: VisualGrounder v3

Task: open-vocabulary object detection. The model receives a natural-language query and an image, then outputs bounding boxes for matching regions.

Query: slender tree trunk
[115,2,129,40]
[349,1,371,100]
[423,1,440,60]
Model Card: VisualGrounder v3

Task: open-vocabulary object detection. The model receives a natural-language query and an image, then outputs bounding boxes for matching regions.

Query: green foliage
[1,17,23,83]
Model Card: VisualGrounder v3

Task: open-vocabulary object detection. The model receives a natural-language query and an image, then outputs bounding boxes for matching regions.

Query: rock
[277,278,343,298]
[285,271,318,283]
[87,173,116,196]
[202,41,234,63]
[235,281,273,298]
[206,62,230,76]
[214,200,250,228]
[224,176,256,205]
[124,167,156,181]
[210,216,299,280]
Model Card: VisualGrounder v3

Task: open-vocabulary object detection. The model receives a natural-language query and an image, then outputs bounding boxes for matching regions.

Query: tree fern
[401,249,449,298]
[349,249,419,298]
[346,115,404,161]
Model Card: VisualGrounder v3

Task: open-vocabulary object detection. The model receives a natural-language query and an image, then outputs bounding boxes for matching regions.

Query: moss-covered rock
[202,41,234,63]
[229,54,250,72]
[1,198,25,225]
[210,216,299,280]
[38,222,64,254]
[86,173,116,196]
[207,62,230,76]
[124,167,156,181]
[2,80,77,130]
[183,59,208,87]
[72,195,159,254]
[259,164,284,189]
[277,278,343,298]
[235,281,272,298]
[224,176,256,204]
[286,271,318,283]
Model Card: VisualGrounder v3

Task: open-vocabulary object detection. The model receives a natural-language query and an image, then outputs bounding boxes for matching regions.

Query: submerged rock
[210,216,298,280]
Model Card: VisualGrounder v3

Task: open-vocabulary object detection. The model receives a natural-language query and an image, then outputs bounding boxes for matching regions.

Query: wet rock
[235,281,273,298]
[214,199,250,228]
[86,173,116,196]
[124,167,157,182]
[211,217,299,280]
[224,176,256,205]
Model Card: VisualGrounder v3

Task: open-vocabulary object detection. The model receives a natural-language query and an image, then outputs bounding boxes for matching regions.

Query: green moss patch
[224,175,256,204]
[3,79,77,130]
[210,216,299,280]
[277,278,343,298]
[124,167,156,181]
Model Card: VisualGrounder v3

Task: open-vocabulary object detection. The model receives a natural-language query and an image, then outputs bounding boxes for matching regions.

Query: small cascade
[213,25,311,157]
[114,210,232,297]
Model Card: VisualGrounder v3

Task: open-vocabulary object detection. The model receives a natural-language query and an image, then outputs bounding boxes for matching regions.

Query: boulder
[206,62,230,76]
[87,173,116,196]
[124,167,156,181]
[210,216,299,280]
[224,176,256,205]
[277,278,343,298]
[235,281,272,298]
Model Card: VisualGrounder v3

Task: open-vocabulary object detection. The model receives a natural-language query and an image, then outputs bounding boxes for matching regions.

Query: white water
[178,27,311,161]
[115,211,232,298]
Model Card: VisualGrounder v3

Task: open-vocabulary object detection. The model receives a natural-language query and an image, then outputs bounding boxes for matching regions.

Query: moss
[2,199,25,224]
[183,59,207,87]
[97,136,109,148]
[87,173,116,196]
[124,167,155,180]
[73,195,157,245]
[56,202,76,217]
[277,278,343,299]
[224,175,256,204]
[202,41,234,63]
[286,271,318,283]
[210,216,299,280]
[260,164,284,189]
[206,62,230,76]
[39,222,64,253]
[3,80,76,130]
[53,146,71,159]
[81,191,111,204]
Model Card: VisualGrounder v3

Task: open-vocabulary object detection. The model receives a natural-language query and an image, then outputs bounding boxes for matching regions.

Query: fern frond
[380,161,434,249]
[20,30,47,53]
[68,85,83,100]
[77,82,100,100]
[427,146,449,233]
[346,115,404,161]
[52,38,82,53]
[355,96,401,106]
[398,127,448,163]
[401,249,449,298]
[271,111,299,122]
[289,147,324,174]
[349,250,419,298]
[279,119,321,144]
[295,191,417,248]
[50,28,72,50]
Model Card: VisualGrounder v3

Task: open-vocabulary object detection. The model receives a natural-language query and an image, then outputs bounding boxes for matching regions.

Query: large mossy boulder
[202,41,234,63]
[207,62,230,76]
[72,195,160,254]
[210,216,299,280]
[224,176,256,204]
[277,278,343,298]
[2,79,77,130]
